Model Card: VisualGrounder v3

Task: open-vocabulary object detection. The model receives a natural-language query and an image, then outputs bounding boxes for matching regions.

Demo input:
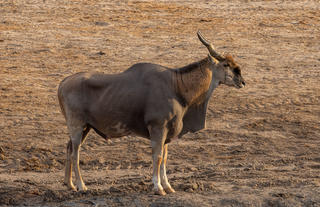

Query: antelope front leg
[151,140,166,195]
[160,144,175,194]
[149,126,167,195]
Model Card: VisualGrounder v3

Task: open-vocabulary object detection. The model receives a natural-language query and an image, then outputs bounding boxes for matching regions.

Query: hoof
[70,185,77,191]
[76,185,88,192]
[154,189,166,196]
[64,182,77,191]
[164,187,176,194]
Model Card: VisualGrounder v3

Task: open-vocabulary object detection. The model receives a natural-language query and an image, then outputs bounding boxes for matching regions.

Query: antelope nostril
[242,81,246,86]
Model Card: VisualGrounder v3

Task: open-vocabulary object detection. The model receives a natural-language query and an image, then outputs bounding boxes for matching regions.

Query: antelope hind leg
[64,140,76,191]
[69,126,87,191]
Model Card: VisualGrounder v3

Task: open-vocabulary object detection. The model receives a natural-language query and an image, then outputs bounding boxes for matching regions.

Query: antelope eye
[223,63,229,67]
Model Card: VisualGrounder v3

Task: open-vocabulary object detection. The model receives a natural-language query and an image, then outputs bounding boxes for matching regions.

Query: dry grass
[0,0,320,206]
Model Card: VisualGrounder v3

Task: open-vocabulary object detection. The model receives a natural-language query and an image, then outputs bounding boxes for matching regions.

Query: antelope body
[58,31,245,195]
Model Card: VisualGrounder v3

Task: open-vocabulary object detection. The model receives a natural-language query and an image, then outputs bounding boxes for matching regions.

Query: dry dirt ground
[1,0,320,206]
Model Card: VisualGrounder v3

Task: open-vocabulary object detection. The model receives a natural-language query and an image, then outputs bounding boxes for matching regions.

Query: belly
[92,121,149,139]
[102,122,132,137]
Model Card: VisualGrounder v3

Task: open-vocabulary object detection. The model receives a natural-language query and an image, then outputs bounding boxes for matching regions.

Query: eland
[58,31,245,195]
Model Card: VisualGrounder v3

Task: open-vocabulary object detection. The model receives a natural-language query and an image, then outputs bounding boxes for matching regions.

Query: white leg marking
[64,141,76,190]
[160,144,175,193]
[149,125,167,195]
[70,127,87,191]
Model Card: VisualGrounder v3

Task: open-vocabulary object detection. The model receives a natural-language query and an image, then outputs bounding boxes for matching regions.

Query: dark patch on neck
[175,57,210,74]
[175,92,188,107]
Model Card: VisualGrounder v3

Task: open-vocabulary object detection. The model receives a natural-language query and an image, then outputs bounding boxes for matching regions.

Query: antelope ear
[208,54,219,64]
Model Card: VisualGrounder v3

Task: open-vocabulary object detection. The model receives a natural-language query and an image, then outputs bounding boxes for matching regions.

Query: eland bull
[58,31,245,195]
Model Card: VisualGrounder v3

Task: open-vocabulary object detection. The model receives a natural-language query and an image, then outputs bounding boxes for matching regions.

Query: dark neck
[174,58,210,74]
[173,57,213,106]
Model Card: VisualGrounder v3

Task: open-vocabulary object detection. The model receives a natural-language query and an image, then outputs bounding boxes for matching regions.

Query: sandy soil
[1,0,320,206]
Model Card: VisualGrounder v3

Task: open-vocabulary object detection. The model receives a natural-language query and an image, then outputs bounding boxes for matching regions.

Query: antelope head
[197,31,246,89]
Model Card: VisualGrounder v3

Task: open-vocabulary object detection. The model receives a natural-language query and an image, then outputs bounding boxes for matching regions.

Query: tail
[57,77,68,119]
